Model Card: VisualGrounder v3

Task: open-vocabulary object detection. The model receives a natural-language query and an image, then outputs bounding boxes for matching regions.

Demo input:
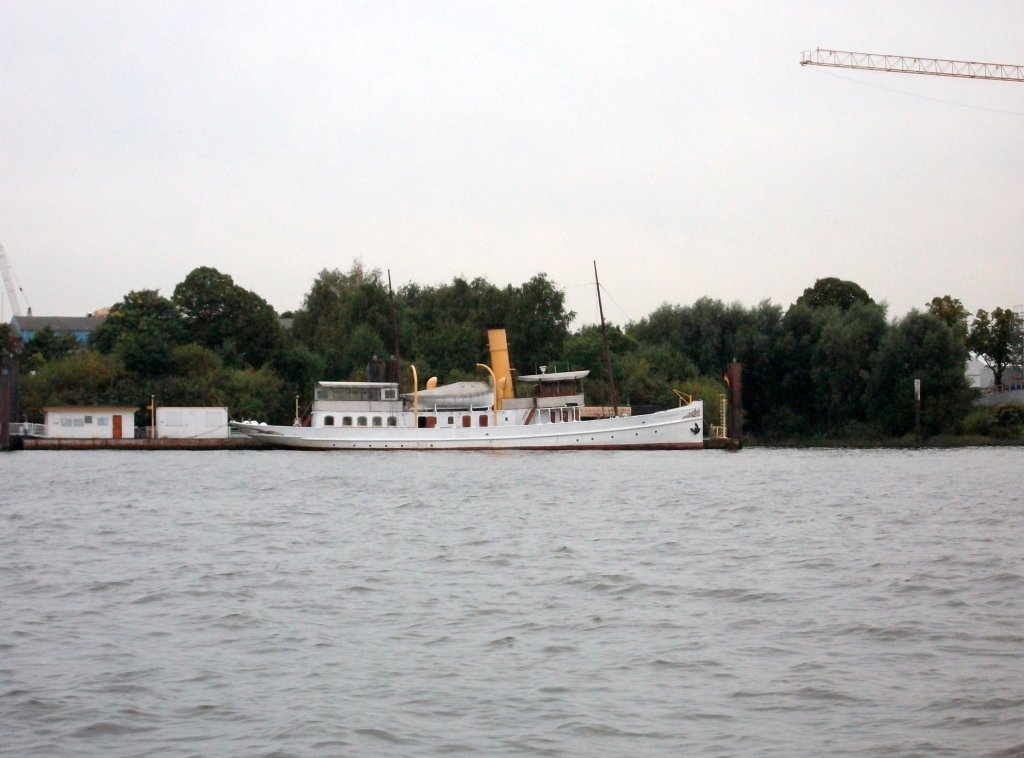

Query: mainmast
[594,261,619,416]
[387,269,402,383]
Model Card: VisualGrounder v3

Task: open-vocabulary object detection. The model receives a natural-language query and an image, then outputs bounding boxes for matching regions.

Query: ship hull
[231,405,704,451]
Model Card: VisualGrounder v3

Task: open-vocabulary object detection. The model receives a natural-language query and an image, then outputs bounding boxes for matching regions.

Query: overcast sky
[2,0,1022,328]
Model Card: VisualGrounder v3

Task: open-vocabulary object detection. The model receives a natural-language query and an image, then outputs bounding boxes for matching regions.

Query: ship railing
[10,422,46,438]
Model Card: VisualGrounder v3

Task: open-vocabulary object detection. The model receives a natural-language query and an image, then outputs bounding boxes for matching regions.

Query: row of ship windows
[323,416,399,427]
[321,408,581,428]
[321,415,490,428]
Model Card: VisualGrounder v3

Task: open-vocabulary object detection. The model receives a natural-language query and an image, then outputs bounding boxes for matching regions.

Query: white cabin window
[98,417,109,426]
[324,415,335,426]
[343,417,353,426]
[84,415,93,424]
[357,417,368,427]
[387,416,398,427]
[372,417,382,427]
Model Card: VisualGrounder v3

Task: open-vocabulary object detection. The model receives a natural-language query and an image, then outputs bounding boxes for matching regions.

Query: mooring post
[726,361,743,444]
[0,355,13,451]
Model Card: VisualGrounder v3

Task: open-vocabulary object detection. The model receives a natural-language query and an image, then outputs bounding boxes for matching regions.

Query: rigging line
[594,281,633,325]
[808,67,1024,116]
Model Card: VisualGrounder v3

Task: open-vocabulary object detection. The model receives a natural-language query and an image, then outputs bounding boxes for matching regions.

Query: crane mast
[0,241,29,318]
[801,48,1024,83]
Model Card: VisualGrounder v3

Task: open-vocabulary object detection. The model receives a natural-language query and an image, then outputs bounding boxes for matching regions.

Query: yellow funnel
[487,328,516,400]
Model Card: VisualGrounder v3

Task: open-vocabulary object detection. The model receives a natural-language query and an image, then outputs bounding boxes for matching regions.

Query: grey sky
[2,0,1021,327]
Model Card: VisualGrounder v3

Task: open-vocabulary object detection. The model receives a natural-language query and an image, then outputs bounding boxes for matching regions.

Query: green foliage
[629,298,740,377]
[19,270,1004,440]
[926,295,970,341]
[505,274,574,376]
[292,263,392,377]
[993,404,1024,437]
[272,339,325,409]
[969,307,1022,387]
[673,375,727,431]
[19,351,124,420]
[768,299,888,437]
[90,289,186,378]
[796,277,873,310]
[561,324,635,406]
[173,266,282,368]
[18,326,82,370]
[223,367,285,422]
[866,311,973,436]
[0,323,18,357]
[619,343,698,406]
[155,344,227,407]
[962,404,1024,439]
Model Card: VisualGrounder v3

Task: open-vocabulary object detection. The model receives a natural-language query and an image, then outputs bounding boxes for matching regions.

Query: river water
[1,448,1022,757]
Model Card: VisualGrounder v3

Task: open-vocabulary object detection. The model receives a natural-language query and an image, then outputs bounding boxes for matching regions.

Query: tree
[629,298,739,377]
[89,290,187,378]
[505,273,574,376]
[18,351,125,420]
[173,266,282,368]
[926,295,970,341]
[272,339,326,408]
[796,277,873,310]
[766,298,887,437]
[866,311,973,436]
[156,344,226,407]
[969,307,1022,387]
[811,301,888,434]
[292,263,391,378]
[0,323,18,357]
[18,326,82,370]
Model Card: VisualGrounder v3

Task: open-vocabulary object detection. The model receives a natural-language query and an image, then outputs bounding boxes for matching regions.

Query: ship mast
[387,269,402,382]
[594,261,619,416]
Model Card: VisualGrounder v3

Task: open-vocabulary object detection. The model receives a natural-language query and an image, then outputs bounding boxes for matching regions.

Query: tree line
[5,264,1022,441]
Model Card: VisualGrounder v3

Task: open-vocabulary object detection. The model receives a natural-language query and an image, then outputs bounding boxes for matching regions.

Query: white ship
[231,328,704,450]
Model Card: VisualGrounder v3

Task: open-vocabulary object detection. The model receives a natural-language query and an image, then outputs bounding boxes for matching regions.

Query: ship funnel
[486,327,516,400]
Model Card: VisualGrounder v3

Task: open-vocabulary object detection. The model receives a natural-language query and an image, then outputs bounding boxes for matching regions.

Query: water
[1,448,1022,757]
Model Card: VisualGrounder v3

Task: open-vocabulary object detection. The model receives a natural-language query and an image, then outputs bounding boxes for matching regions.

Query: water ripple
[1,447,1021,757]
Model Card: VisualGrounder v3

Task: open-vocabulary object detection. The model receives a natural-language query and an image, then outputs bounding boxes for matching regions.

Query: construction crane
[0,241,31,318]
[800,48,1024,83]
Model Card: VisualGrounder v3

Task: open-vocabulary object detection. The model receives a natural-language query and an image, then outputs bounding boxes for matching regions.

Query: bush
[994,404,1024,438]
